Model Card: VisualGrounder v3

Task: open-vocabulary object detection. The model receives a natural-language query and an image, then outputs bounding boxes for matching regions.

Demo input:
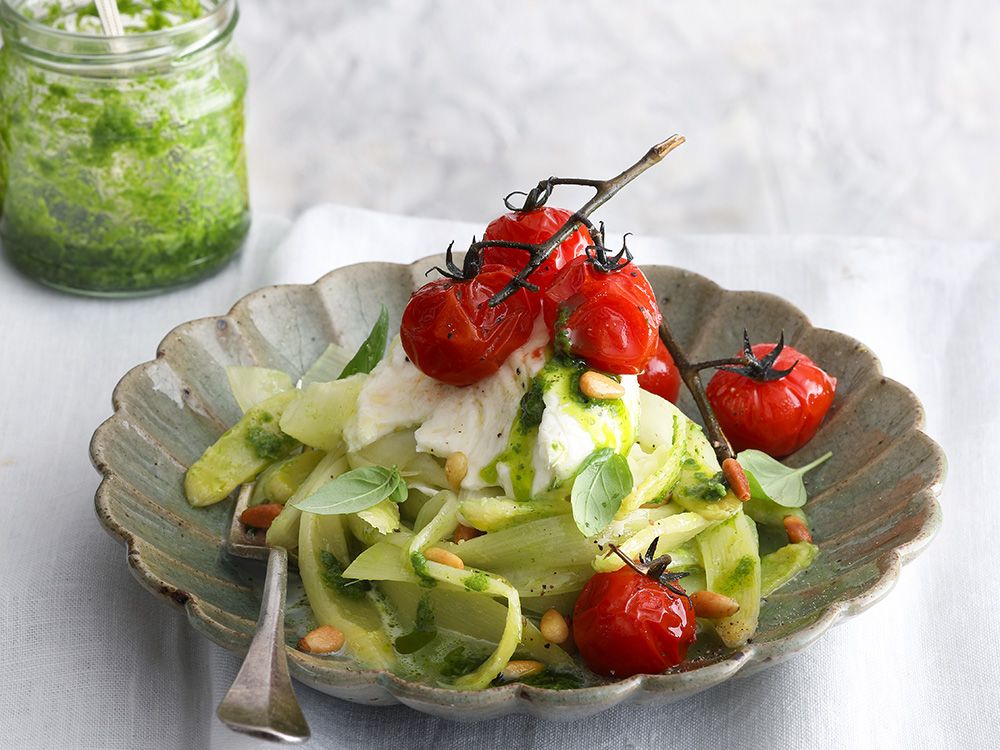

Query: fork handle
[217,546,310,743]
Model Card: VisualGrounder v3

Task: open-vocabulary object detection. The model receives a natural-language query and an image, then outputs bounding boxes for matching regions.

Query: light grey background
[238,0,999,242]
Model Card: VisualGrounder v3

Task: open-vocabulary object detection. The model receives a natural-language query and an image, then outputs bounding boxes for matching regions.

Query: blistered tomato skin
[543,257,662,375]
[400,265,539,387]
[481,207,593,290]
[572,567,696,678]
[706,343,837,457]
[638,339,682,403]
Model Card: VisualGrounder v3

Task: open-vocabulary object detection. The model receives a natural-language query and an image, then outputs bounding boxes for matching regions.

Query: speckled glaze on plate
[90,258,944,721]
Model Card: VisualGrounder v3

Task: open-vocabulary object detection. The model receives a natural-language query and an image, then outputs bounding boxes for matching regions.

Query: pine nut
[499,659,545,682]
[691,590,740,619]
[540,608,569,644]
[240,503,283,529]
[453,523,482,544]
[445,451,469,490]
[722,458,751,501]
[579,371,626,400]
[424,546,465,569]
[783,515,813,544]
[297,625,345,654]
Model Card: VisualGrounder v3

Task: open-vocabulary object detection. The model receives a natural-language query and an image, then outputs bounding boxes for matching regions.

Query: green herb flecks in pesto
[463,571,489,592]
[0,1,250,294]
[516,670,584,690]
[486,356,636,501]
[393,593,437,654]
[245,424,296,461]
[715,555,757,597]
[319,551,369,601]
[439,646,488,679]
[409,551,436,588]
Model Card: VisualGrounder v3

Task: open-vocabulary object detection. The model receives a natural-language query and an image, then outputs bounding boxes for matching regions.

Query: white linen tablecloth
[0,205,995,749]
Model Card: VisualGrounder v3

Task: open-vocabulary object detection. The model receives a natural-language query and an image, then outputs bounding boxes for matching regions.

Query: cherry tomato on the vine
[638,338,682,403]
[706,342,837,457]
[400,265,539,387]
[542,256,662,374]
[572,566,696,678]
[482,207,593,290]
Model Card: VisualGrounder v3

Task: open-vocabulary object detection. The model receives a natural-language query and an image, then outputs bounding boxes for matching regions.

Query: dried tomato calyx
[719,329,799,382]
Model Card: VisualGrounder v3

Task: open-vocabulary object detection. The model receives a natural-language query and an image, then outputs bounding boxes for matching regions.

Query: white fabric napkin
[0,204,994,750]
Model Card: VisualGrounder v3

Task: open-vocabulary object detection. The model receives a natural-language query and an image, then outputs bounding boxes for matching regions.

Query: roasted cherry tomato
[542,256,662,374]
[400,265,539,387]
[573,566,696,678]
[482,206,593,290]
[706,342,837,457]
[638,338,681,403]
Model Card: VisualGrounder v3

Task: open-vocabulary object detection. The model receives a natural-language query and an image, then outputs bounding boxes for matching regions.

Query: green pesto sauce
[319,551,369,601]
[516,670,584,690]
[438,645,488,679]
[0,1,250,295]
[463,571,489,592]
[245,423,296,461]
[484,356,635,501]
[409,551,437,588]
[715,555,758,596]
[393,593,437,654]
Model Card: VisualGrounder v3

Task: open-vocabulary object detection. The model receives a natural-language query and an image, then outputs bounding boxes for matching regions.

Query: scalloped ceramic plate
[91,258,944,721]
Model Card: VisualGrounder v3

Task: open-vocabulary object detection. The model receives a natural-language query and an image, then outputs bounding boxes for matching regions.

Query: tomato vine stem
[477,134,686,307]
[657,321,751,501]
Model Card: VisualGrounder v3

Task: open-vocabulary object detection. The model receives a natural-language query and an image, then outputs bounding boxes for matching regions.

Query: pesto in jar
[0,0,250,296]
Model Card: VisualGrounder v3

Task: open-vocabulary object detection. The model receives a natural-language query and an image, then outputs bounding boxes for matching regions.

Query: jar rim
[0,0,238,67]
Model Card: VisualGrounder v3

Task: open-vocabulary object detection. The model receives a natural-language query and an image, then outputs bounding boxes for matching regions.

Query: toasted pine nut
[445,451,469,490]
[540,608,569,644]
[424,546,465,569]
[297,625,345,654]
[240,503,284,529]
[722,458,751,501]
[500,659,545,682]
[453,523,482,544]
[784,515,813,544]
[691,590,740,619]
[579,371,625,400]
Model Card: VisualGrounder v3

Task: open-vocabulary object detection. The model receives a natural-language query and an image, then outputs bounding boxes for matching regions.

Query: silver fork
[216,485,310,743]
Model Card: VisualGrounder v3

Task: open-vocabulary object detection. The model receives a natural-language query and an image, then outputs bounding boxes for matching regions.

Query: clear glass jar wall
[0,0,250,296]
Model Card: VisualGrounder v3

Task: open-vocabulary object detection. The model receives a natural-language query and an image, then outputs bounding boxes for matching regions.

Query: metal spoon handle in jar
[216,546,310,743]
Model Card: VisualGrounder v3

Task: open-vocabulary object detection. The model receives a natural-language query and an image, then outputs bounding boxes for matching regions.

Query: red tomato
[542,256,662,374]
[481,207,593,290]
[573,566,696,678]
[706,343,837,457]
[638,339,682,403]
[400,265,539,387]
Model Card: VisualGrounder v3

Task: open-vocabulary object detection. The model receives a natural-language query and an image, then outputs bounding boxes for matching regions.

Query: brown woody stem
[657,321,751,501]
[483,135,686,306]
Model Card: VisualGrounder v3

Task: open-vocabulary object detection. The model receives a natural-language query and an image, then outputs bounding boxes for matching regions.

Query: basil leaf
[571,448,633,536]
[738,450,832,508]
[292,465,406,515]
[338,305,389,379]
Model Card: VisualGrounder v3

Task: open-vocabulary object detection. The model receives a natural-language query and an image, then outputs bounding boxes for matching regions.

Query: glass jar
[0,0,249,296]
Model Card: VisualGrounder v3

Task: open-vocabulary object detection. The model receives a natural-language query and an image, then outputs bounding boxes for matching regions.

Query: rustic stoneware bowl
[91,258,944,721]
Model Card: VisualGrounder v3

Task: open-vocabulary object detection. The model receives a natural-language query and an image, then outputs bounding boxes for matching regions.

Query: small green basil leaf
[387,473,409,505]
[338,305,389,379]
[571,448,633,536]
[738,450,832,508]
[292,465,406,515]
